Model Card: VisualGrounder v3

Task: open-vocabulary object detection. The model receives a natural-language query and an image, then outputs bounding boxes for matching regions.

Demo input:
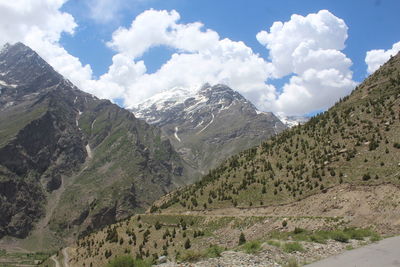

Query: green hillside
[65,53,400,267]
[156,53,400,213]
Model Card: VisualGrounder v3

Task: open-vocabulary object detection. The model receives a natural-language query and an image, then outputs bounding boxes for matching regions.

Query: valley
[0,30,399,267]
[54,51,400,266]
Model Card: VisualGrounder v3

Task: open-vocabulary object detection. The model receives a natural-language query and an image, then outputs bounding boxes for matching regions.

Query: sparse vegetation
[106,255,151,267]
[283,242,304,253]
[242,240,262,254]
[69,52,400,267]
[239,232,246,245]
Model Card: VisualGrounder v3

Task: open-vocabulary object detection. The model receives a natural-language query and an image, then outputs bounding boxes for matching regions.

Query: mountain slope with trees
[0,43,191,247]
[156,52,400,217]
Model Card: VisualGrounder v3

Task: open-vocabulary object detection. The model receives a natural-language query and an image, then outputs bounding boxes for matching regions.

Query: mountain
[132,84,286,175]
[67,53,400,267]
[156,52,400,220]
[277,114,310,127]
[0,43,189,248]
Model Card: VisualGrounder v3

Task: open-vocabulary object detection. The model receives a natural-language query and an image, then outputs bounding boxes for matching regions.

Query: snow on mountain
[132,83,286,174]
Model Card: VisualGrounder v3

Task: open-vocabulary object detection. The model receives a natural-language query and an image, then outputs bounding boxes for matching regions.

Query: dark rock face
[0,173,45,238]
[0,43,187,241]
[132,84,286,174]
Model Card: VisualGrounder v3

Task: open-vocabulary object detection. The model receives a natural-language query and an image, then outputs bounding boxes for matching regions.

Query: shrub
[282,220,288,227]
[184,238,191,249]
[344,228,373,240]
[284,258,299,267]
[370,234,382,242]
[310,234,327,244]
[331,231,349,243]
[205,245,224,258]
[283,242,304,253]
[106,255,151,267]
[293,227,305,234]
[178,250,204,262]
[238,232,246,245]
[362,174,371,181]
[154,221,162,230]
[243,240,261,254]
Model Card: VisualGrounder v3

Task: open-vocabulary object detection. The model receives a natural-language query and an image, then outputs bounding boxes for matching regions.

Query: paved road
[306,236,400,267]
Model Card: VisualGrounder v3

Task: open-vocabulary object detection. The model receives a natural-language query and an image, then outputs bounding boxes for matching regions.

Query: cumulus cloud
[257,10,356,115]
[365,41,400,74]
[0,0,76,44]
[0,0,95,93]
[0,3,357,116]
[105,9,275,108]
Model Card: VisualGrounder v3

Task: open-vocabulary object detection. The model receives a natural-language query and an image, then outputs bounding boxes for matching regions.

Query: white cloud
[0,0,96,93]
[87,0,150,24]
[365,41,400,74]
[256,10,356,115]
[0,0,76,44]
[106,9,275,108]
[0,4,357,116]
[88,0,124,23]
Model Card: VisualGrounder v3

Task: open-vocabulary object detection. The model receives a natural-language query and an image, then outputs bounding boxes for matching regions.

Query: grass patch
[345,245,354,250]
[205,245,224,258]
[106,255,151,267]
[330,231,350,243]
[370,234,382,242]
[177,250,204,262]
[344,227,375,240]
[242,240,262,254]
[283,242,304,253]
[267,240,281,248]
[284,258,299,267]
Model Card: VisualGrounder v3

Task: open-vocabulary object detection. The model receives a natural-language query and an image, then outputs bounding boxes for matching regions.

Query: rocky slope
[132,84,286,174]
[0,43,189,246]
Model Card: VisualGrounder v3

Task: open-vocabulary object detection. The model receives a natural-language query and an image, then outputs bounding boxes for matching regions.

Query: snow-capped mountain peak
[131,83,286,173]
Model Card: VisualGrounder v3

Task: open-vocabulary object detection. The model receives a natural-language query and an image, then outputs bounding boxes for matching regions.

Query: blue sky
[60,0,400,81]
[1,0,399,116]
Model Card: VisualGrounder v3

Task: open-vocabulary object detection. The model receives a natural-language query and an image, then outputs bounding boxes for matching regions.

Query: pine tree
[184,238,191,249]
[238,232,246,245]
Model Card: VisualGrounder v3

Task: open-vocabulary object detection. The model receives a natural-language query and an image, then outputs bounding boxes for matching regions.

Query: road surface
[306,235,400,267]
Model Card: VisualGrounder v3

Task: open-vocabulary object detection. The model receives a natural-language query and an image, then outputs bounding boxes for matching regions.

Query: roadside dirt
[163,183,400,234]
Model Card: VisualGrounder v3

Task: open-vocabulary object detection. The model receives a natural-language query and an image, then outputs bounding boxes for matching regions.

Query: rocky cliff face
[0,43,188,242]
[132,84,286,174]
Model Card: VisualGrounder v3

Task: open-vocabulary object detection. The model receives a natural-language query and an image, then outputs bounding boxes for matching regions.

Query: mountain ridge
[0,43,190,247]
[132,83,286,174]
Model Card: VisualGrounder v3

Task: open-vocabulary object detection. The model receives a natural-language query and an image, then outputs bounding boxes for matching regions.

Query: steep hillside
[155,52,400,214]
[0,43,189,248]
[132,84,285,174]
[64,53,400,267]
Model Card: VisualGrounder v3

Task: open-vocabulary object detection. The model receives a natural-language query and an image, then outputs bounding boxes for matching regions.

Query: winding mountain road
[306,235,400,267]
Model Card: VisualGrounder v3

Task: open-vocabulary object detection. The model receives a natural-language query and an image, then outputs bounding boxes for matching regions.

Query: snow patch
[174,126,181,142]
[277,113,309,128]
[85,144,93,159]
[3,101,14,108]
[0,80,17,88]
[197,113,214,134]
[91,119,96,130]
